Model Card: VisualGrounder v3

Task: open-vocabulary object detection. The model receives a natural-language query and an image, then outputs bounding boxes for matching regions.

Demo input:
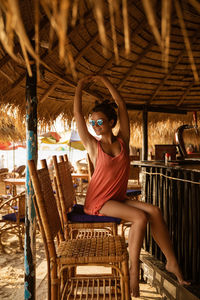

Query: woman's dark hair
[91,100,118,128]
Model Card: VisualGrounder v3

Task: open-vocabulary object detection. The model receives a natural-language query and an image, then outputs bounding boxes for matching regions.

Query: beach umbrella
[0,116,26,170]
[0,142,26,150]
[66,130,85,151]
[40,131,61,144]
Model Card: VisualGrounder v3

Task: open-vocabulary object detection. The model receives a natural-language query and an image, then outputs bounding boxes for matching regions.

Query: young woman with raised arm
[74,75,189,297]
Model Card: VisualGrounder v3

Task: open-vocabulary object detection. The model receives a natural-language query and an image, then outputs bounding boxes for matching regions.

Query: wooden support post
[142,108,148,160]
[24,63,37,300]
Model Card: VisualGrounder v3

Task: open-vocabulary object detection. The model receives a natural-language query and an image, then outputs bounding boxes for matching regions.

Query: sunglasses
[89,119,104,127]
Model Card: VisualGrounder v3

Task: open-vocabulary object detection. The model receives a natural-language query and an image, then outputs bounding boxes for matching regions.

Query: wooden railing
[141,165,200,283]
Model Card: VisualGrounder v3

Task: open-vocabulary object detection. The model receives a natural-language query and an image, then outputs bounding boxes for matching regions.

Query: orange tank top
[84,137,130,216]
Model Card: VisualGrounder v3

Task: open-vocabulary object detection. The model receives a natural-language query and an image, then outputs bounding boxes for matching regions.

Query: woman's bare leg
[125,199,190,285]
[99,200,147,297]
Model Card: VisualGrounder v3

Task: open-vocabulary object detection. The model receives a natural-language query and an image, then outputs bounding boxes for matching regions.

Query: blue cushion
[126,189,141,196]
[2,213,25,222]
[82,179,88,183]
[67,204,121,224]
[12,206,18,210]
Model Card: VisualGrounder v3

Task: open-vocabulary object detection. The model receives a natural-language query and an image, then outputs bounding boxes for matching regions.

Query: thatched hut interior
[1,2,200,300]
[1,0,200,152]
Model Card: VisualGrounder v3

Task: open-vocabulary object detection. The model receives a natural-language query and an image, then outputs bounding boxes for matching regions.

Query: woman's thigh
[124,198,160,219]
[99,200,147,222]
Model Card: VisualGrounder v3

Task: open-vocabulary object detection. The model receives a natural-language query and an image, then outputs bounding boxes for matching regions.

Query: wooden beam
[47,70,101,100]
[126,103,187,114]
[142,108,148,161]
[118,38,155,89]
[84,17,148,92]
[98,17,148,75]
[0,70,14,83]
[39,80,59,104]
[176,81,194,107]
[74,21,110,64]
[147,28,200,104]
[2,11,93,98]
[2,73,25,96]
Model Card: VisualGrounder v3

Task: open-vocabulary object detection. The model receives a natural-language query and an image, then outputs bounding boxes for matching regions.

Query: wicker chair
[10,165,26,178]
[28,159,130,300]
[0,191,25,252]
[0,168,9,196]
[52,154,121,239]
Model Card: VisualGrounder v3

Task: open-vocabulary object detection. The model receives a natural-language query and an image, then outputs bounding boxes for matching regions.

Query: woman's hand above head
[91,75,130,149]
[74,75,98,161]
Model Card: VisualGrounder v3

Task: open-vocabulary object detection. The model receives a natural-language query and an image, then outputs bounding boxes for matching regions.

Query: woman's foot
[129,267,140,297]
[165,261,190,285]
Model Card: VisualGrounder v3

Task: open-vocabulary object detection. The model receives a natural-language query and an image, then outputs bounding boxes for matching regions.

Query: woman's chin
[94,130,102,136]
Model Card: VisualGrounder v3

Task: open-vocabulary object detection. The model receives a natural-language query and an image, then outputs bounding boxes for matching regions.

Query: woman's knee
[134,210,148,227]
[149,205,163,220]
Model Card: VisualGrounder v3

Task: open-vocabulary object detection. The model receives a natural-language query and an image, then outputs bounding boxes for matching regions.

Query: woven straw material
[37,167,61,240]
[57,160,76,210]
[28,159,130,300]
[57,236,128,264]
[64,277,122,300]
[0,192,25,252]
[2,0,200,140]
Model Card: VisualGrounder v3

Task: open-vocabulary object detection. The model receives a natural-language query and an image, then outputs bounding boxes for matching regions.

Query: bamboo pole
[142,107,148,160]
[24,61,37,300]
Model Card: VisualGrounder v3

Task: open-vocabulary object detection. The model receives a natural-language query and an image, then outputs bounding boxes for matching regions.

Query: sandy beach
[0,230,48,300]
[0,226,163,300]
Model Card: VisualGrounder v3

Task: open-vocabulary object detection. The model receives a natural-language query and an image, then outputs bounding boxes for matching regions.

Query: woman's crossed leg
[99,199,190,297]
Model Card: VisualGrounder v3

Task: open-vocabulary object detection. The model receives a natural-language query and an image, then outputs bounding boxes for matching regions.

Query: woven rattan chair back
[28,159,62,240]
[28,159,64,299]
[53,155,120,238]
[53,155,75,212]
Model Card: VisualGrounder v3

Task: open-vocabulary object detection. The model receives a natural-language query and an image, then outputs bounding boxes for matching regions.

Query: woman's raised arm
[73,76,96,152]
[93,75,130,147]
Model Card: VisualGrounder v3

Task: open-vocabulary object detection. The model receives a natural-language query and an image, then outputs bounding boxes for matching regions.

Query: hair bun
[102,99,118,109]
[91,99,118,128]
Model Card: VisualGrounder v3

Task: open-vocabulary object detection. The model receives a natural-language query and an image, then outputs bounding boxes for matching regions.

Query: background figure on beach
[74,75,190,297]
[0,155,5,169]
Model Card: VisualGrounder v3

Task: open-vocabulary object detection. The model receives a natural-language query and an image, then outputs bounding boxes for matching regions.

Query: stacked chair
[28,158,130,300]
[52,154,121,239]
[0,168,9,196]
[0,191,25,252]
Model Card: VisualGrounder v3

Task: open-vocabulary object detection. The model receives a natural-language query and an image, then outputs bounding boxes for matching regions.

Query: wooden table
[3,178,25,195]
[71,173,89,180]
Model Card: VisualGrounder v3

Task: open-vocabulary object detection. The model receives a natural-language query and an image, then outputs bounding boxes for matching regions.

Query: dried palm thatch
[129,110,200,149]
[0,106,25,142]
[0,0,200,125]
[0,0,199,80]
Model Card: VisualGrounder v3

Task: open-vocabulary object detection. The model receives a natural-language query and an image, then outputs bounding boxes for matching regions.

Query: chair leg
[0,232,6,253]
[18,225,24,250]
[121,259,131,300]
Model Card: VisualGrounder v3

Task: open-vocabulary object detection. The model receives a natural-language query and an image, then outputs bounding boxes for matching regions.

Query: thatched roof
[1,0,200,148]
[0,108,25,142]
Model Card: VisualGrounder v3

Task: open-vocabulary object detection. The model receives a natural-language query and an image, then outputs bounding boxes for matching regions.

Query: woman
[74,75,189,297]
